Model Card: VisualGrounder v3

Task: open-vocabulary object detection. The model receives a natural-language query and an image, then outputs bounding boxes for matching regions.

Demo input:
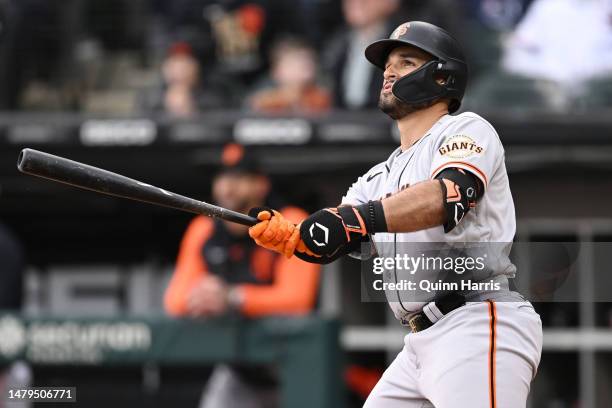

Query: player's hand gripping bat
[16,148,258,226]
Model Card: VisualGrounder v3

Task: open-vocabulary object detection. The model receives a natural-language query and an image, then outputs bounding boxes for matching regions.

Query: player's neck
[397,103,449,151]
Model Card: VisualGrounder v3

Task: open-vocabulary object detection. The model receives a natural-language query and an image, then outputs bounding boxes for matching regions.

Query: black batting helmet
[365,21,468,113]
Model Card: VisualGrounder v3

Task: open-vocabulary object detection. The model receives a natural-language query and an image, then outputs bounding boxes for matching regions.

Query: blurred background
[0,0,611,407]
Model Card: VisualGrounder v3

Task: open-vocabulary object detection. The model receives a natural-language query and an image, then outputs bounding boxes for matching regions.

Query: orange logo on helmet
[391,23,410,39]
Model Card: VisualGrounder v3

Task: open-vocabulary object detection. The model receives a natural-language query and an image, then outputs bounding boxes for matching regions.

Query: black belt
[406,292,466,333]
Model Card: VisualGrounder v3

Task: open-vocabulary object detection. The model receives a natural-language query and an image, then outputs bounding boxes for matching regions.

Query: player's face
[378,45,432,119]
[212,173,262,213]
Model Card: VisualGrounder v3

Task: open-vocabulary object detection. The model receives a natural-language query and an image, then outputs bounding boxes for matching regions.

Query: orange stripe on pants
[487,300,497,408]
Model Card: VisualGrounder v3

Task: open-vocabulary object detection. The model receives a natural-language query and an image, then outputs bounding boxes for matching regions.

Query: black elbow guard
[435,168,483,232]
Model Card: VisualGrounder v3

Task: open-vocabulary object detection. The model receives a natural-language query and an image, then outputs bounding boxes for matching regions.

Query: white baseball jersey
[342,112,520,322]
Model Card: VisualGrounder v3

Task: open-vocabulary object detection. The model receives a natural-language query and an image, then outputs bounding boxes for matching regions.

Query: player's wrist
[355,200,388,234]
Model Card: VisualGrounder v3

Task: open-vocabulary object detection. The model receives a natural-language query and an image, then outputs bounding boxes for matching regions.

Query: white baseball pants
[364,301,542,408]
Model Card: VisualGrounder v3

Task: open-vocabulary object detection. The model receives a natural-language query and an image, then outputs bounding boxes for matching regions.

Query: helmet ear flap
[432,61,455,86]
[391,59,466,113]
[431,59,467,113]
[391,60,447,107]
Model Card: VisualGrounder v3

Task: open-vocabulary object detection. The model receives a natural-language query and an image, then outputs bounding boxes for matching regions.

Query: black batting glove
[299,201,387,257]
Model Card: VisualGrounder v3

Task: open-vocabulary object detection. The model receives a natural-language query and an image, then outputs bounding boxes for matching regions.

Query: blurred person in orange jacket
[164,143,320,408]
[248,36,331,114]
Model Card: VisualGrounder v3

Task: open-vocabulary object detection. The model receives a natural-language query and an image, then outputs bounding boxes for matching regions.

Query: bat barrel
[17,148,259,227]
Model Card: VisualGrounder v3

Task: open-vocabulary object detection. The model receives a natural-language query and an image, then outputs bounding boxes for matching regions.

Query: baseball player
[248,21,543,407]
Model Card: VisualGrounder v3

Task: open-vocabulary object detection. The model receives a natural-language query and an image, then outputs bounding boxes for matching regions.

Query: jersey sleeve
[341,176,368,205]
[341,163,386,205]
[429,115,503,190]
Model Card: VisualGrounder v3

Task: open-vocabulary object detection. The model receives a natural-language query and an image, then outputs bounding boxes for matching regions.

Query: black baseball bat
[16,148,259,226]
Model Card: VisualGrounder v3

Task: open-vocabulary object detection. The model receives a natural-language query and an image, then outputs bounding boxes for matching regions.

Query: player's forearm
[248,181,446,260]
[381,180,445,233]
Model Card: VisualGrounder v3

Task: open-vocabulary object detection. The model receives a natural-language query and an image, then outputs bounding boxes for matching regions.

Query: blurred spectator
[164,144,320,408]
[1,0,148,111]
[150,0,302,104]
[465,0,533,30]
[292,0,344,49]
[248,36,331,114]
[323,0,400,109]
[140,42,225,116]
[465,0,612,111]
[161,43,201,117]
[0,0,73,110]
[397,0,467,39]
[162,44,200,117]
[501,0,612,88]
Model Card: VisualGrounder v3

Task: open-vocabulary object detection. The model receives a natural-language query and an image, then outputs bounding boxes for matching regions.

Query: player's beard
[378,91,416,120]
[378,91,434,120]
[233,198,253,215]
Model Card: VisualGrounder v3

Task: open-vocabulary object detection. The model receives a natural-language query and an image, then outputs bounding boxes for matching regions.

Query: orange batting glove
[248,209,319,258]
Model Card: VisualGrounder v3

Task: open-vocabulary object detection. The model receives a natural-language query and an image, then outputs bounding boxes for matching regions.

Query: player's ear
[434,74,448,86]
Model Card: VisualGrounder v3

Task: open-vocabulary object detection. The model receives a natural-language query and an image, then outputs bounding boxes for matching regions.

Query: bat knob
[17,148,32,172]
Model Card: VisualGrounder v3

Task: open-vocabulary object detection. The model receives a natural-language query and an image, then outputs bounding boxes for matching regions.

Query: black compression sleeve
[355,200,388,233]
